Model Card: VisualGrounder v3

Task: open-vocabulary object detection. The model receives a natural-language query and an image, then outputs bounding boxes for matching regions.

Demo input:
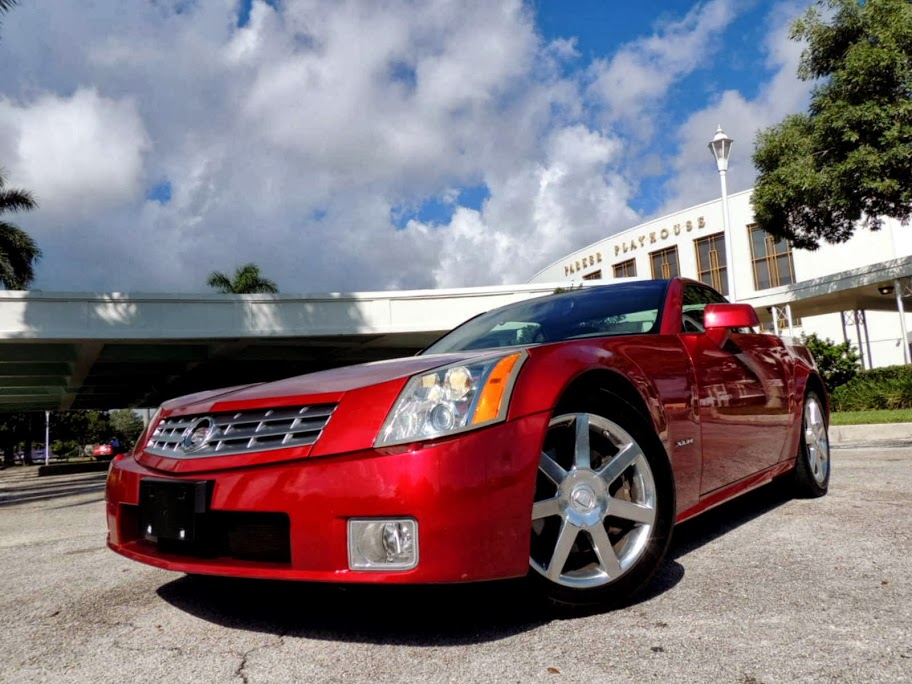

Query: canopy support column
[896,278,911,365]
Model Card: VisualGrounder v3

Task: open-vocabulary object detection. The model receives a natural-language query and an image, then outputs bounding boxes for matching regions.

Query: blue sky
[536,0,784,214]
[537,0,771,97]
[399,0,801,227]
[237,0,279,27]
[0,0,813,292]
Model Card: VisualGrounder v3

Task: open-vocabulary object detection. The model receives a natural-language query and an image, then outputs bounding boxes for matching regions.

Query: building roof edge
[526,187,755,282]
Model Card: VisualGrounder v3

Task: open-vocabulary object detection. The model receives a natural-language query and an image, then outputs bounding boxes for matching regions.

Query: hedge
[830,364,912,411]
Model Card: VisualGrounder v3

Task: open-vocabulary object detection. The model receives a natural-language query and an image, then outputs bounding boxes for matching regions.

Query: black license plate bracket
[139,478,211,542]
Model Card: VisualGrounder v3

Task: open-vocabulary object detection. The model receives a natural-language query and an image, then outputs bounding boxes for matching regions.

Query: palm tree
[207,262,279,294]
[0,0,19,37]
[0,170,42,290]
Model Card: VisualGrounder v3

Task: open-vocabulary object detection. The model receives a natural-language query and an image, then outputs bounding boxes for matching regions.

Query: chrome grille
[145,404,337,458]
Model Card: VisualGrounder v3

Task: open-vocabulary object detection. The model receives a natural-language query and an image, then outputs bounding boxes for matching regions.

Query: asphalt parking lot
[1,445,909,684]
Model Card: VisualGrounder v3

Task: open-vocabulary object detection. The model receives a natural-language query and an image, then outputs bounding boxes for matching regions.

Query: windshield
[422,280,669,354]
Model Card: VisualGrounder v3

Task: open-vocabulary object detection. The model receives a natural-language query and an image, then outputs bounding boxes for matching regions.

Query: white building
[528,187,912,369]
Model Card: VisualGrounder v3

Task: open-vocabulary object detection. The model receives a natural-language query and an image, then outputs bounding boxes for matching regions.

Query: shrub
[800,333,860,393]
[830,365,912,411]
[51,439,83,460]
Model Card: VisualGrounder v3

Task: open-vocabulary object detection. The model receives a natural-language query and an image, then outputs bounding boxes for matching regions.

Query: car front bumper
[106,412,549,584]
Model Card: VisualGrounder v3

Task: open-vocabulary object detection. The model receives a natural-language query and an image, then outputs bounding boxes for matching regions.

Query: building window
[650,247,679,280]
[613,259,636,278]
[694,232,728,296]
[749,224,796,290]
[582,270,602,281]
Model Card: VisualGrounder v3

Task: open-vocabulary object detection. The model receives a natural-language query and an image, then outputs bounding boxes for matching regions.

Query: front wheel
[529,408,674,608]
[792,391,830,498]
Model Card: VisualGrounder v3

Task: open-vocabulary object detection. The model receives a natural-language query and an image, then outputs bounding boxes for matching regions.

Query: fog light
[348,518,418,571]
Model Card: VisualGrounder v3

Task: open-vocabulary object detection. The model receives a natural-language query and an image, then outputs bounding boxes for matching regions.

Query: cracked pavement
[0,445,910,684]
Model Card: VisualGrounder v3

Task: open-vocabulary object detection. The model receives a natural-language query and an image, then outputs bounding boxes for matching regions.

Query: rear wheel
[529,406,674,608]
[793,391,830,498]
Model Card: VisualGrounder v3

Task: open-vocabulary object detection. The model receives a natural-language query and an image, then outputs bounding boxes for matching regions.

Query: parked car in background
[93,439,123,461]
[105,278,830,609]
[14,448,46,465]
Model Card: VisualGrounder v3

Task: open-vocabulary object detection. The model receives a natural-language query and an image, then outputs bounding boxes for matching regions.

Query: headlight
[375,351,526,447]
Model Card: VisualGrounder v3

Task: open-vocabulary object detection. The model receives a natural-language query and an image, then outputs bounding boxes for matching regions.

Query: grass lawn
[831,408,912,425]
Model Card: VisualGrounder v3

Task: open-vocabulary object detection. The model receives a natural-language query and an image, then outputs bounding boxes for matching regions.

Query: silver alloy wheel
[530,413,657,589]
[804,395,830,485]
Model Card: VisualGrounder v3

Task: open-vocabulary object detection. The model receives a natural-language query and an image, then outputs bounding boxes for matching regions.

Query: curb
[830,422,912,445]
[37,461,110,477]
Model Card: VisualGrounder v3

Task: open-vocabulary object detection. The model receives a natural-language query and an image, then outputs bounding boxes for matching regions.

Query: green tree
[752,0,912,249]
[83,410,113,445]
[109,409,145,447]
[49,411,90,458]
[801,333,861,393]
[207,262,279,294]
[0,411,30,466]
[0,411,51,465]
[0,409,128,465]
[53,410,108,445]
[0,171,42,290]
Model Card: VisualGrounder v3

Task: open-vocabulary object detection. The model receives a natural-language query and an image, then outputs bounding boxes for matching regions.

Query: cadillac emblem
[181,417,215,453]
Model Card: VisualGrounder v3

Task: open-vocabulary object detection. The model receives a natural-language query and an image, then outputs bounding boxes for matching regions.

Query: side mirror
[703,303,760,345]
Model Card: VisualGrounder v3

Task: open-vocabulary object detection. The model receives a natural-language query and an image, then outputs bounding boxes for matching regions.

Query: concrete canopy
[741,255,912,322]
[4,257,911,414]
[0,283,561,412]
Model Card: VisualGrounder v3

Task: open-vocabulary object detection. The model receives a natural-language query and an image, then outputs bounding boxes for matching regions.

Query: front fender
[507,335,701,516]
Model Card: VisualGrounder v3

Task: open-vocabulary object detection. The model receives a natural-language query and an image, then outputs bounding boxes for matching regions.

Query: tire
[793,390,830,498]
[528,397,675,609]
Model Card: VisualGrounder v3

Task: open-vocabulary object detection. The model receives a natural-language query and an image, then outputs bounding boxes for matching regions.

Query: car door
[678,284,792,494]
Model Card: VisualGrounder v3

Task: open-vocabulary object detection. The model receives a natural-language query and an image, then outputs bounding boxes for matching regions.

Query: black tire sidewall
[794,390,830,498]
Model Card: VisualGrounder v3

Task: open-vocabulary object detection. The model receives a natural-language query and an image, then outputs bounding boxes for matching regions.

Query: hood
[138,349,525,474]
[165,351,495,414]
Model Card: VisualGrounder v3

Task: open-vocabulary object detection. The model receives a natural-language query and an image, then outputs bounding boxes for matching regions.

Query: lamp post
[708,125,736,301]
[44,410,51,466]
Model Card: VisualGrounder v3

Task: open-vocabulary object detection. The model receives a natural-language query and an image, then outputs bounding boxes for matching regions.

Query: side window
[681,285,727,333]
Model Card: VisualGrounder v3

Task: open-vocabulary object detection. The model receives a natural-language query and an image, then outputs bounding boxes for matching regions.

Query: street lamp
[708,125,736,301]
[45,410,51,466]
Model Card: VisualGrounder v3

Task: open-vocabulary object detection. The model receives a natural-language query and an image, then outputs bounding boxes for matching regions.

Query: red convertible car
[93,442,124,461]
[106,278,830,607]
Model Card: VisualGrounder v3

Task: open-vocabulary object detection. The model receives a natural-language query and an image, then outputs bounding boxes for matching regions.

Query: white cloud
[429,125,637,287]
[1,0,578,292]
[239,0,539,195]
[0,89,149,219]
[0,0,813,294]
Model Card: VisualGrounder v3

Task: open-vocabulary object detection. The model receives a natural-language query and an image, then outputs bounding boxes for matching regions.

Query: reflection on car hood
[165,352,501,413]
